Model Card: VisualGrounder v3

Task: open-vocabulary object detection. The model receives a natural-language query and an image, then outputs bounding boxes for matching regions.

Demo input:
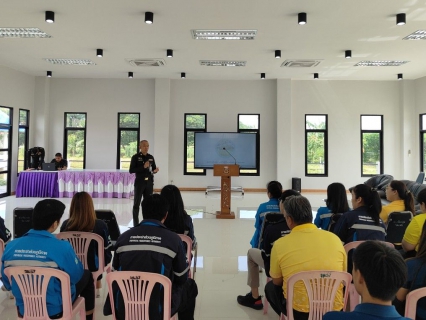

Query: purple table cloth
[16,171,59,198]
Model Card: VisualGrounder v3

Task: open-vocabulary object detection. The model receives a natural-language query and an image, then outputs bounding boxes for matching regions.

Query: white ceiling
[1,0,426,80]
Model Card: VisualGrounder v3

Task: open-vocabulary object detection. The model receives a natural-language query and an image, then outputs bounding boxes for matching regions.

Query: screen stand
[213,164,240,219]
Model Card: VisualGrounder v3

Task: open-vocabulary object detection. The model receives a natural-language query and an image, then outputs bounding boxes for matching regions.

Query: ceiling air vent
[281,60,322,68]
[127,59,166,67]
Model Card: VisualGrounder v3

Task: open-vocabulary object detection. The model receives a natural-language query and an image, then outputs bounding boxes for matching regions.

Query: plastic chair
[263,277,271,315]
[405,287,426,319]
[57,231,110,288]
[281,270,352,320]
[106,271,176,320]
[0,238,4,271]
[386,211,413,247]
[178,234,193,279]
[4,266,85,320]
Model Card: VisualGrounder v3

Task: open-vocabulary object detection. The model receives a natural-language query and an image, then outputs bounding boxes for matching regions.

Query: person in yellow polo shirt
[266,195,347,319]
[380,180,414,224]
[402,188,426,253]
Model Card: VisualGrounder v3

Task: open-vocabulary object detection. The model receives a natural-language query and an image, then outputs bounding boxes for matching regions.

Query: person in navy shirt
[1,199,95,320]
[324,241,409,320]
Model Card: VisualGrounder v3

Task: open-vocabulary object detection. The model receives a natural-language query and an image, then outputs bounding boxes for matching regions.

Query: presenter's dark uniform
[50,158,68,170]
[129,152,156,226]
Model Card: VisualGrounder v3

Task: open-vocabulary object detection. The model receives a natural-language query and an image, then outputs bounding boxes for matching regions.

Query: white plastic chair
[4,266,85,320]
[106,271,176,320]
[57,231,111,289]
[405,287,426,319]
[280,270,352,320]
[178,234,194,279]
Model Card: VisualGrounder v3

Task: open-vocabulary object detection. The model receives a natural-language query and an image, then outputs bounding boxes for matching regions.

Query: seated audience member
[380,180,414,224]
[333,184,386,244]
[0,216,11,243]
[265,195,347,319]
[395,222,426,319]
[237,189,299,310]
[1,199,95,320]
[314,182,349,231]
[160,185,196,247]
[108,194,198,320]
[60,191,112,296]
[250,181,282,248]
[324,241,409,320]
[50,152,68,170]
[402,188,426,253]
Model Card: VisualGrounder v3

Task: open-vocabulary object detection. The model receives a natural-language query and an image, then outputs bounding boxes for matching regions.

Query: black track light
[298,12,307,25]
[275,50,281,59]
[181,72,186,79]
[96,49,103,57]
[261,73,265,79]
[45,11,54,23]
[167,49,173,58]
[398,73,403,80]
[47,71,52,77]
[345,50,352,59]
[314,73,319,79]
[396,13,406,26]
[145,12,154,24]
[128,72,133,78]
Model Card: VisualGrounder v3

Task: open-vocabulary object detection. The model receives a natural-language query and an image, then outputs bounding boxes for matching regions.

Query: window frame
[64,112,87,169]
[420,114,426,173]
[116,113,140,169]
[360,114,383,177]
[184,113,207,175]
[18,109,29,172]
[237,113,260,176]
[0,106,13,197]
[305,114,328,177]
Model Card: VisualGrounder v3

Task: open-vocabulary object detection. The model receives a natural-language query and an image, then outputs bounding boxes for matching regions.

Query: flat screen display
[194,132,257,169]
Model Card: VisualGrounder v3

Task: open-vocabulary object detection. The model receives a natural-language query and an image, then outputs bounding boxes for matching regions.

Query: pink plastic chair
[263,277,271,314]
[280,270,352,320]
[0,238,4,271]
[4,266,85,320]
[106,271,176,320]
[405,287,426,319]
[178,234,193,279]
[57,231,110,289]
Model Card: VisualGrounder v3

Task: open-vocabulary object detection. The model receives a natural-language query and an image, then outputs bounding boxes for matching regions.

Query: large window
[64,113,87,169]
[420,114,426,172]
[0,106,12,197]
[238,114,260,176]
[184,114,206,175]
[18,109,29,172]
[117,113,140,169]
[305,115,328,176]
[361,115,383,176]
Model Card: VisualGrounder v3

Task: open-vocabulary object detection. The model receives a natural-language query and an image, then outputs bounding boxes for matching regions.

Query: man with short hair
[110,194,197,320]
[266,195,347,319]
[129,140,159,226]
[324,241,409,320]
[50,152,68,170]
[1,199,95,320]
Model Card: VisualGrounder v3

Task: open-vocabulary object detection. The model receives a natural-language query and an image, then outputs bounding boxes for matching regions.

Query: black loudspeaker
[292,178,301,192]
[13,207,33,238]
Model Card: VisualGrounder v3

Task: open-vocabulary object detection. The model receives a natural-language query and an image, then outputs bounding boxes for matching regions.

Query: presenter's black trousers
[132,179,153,226]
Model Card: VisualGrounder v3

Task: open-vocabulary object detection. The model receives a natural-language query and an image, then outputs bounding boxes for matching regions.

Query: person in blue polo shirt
[1,199,95,320]
[324,241,409,320]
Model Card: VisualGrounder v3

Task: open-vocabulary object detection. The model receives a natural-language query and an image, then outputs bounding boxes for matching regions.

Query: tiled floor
[0,190,327,320]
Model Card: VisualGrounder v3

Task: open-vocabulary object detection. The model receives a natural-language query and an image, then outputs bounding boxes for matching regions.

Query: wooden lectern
[213,164,239,219]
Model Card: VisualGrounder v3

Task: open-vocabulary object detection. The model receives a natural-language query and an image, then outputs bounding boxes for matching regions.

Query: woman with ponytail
[333,184,386,244]
[380,180,415,224]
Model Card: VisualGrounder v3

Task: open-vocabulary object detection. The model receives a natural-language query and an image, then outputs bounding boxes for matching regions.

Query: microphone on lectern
[222,147,237,165]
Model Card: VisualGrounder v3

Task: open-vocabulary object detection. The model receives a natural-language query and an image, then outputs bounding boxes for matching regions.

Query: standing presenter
[129,140,159,226]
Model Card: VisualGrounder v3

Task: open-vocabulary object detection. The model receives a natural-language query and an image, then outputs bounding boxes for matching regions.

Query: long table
[16,170,135,198]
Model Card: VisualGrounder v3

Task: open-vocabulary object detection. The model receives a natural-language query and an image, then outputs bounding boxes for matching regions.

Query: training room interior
[0,1,426,319]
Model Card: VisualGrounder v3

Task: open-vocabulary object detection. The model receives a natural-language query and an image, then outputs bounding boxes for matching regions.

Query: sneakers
[237,292,263,310]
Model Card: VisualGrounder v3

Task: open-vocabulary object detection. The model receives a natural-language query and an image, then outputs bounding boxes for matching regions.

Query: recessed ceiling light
[0,28,52,38]
[181,72,186,79]
[200,60,246,67]
[403,30,426,40]
[314,73,319,79]
[45,11,54,23]
[145,12,153,24]
[275,50,281,59]
[46,71,52,77]
[355,60,409,67]
[96,49,103,57]
[396,13,406,26]
[345,50,352,59]
[191,30,257,40]
[298,12,307,25]
[166,49,173,58]
[261,73,265,79]
[398,73,403,80]
[44,58,96,65]
[128,72,133,78]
